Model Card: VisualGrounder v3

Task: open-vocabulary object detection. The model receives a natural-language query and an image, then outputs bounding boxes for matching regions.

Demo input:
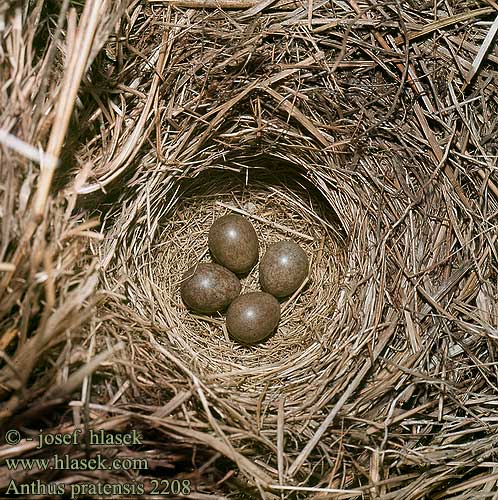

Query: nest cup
[111,159,347,397]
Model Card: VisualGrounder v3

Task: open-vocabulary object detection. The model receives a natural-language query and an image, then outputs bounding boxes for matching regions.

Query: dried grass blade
[45,342,125,399]
[77,27,171,194]
[277,398,285,485]
[463,13,498,86]
[0,129,58,167]
[394,7,494,45]
[238,0,281,19]
[150,0,301,8]
[262,86,330,148]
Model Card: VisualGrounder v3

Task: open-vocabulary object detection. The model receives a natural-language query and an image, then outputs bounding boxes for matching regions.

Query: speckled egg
[208,214,259,274]
[180,262,241,314]
[259,240,309,298]
[226,292,281,344]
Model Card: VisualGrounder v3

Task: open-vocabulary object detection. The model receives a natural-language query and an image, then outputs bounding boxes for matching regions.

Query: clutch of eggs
[179,213,310,346]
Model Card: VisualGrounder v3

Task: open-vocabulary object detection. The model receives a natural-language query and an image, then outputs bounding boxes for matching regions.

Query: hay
[1,0,498,498]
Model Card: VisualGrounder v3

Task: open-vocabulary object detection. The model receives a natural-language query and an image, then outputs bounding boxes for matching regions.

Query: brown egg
[180,263,241,314]
[226,292,281,344]
[259,240,309,298]
[208,214,259,274]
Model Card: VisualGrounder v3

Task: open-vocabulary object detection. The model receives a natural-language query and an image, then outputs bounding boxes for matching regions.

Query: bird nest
[105,162,346,392]
[1,1,498,499]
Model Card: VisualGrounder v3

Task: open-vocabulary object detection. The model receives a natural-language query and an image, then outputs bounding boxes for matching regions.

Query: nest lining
[112,166,347,398]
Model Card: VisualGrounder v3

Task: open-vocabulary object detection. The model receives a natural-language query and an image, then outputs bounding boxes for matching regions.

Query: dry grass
[1,0,498,498]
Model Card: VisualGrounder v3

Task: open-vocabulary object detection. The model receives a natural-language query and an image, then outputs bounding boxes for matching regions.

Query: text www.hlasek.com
[6,454,148,471]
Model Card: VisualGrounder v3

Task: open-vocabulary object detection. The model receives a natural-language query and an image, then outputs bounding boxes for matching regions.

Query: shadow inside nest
[166,153,348,243]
